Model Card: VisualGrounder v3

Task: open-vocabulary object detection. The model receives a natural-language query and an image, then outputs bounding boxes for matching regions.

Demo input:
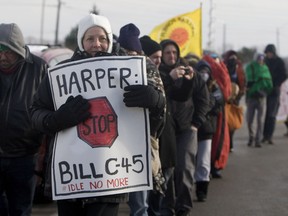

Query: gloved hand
[212,87,224,105]
[123,85,165,110]
[45,95,91,132]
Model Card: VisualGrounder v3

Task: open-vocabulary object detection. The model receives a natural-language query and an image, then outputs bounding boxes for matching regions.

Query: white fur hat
[77,14,113,53]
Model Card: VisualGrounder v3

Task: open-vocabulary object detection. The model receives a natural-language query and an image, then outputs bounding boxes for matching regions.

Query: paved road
[32,118,288,216]
[192,120,288,216]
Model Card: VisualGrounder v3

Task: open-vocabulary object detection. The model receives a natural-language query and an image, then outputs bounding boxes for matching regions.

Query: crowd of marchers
[0,13,287,216]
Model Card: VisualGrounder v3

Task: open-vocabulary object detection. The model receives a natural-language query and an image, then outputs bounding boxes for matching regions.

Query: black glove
[45,95,91,132]
[123,85,165,110]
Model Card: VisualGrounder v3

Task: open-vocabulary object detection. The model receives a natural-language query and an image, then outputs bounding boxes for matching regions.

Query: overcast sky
[2,0,288,56]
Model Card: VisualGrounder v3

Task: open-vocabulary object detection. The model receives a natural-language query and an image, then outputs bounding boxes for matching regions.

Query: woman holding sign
[30,14,165,216]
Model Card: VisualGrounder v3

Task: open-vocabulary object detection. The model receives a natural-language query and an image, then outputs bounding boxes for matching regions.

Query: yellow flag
[149,8,202,57]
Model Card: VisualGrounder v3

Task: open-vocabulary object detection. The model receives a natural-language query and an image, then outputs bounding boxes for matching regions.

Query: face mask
[227,58,237,67]
[199,72,210,82]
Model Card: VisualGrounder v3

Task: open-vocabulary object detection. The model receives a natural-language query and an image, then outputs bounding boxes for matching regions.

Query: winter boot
[196,181,209,202]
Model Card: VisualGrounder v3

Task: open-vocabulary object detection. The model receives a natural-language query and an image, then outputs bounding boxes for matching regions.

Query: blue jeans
[128,191,148,216]
[195,139,211,182]
[0,155,37,216]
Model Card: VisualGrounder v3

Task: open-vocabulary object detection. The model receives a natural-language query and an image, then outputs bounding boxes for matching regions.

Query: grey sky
[2,0,288,56]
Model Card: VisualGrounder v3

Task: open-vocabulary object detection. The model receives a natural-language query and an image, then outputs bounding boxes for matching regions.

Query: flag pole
[200,2,203,57]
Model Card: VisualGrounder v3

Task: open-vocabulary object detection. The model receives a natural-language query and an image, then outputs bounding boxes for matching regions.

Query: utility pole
[276,27,280,55]
[275,22,288,56]
[222,23,226,54]
[40,0,46,43]
[207,0,214,51]
[55,0,62,45]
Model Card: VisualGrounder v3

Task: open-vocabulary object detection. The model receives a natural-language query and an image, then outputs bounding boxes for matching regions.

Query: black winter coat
[158,65,210,168]
[0,48,47,157]
[170,73,210,133]
[265,56,287,88]
[198,83,224,141]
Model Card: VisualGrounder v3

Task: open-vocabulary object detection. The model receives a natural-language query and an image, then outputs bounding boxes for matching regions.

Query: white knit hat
[77,14,113,53]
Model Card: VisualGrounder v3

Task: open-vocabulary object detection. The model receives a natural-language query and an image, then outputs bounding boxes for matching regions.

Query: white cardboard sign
[48,56,152,200]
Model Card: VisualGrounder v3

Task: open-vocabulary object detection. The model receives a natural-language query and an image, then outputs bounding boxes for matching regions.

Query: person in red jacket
[202,54,232,178]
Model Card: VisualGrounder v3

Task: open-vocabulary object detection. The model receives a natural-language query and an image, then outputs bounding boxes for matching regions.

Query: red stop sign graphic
[77,97,118,148]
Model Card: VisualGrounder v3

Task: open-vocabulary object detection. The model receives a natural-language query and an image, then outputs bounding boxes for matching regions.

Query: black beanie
[140,35,161,56]
[264,44,276,54]
[118,23,142,53]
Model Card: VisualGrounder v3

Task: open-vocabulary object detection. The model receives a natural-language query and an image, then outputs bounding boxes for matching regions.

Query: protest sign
[277,79,288,121]
[48,56,152,200]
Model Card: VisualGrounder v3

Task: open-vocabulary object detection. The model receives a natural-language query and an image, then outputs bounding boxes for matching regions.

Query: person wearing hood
[194,60,224,202]
[158,39,210,215]
[0,23,47,215]
[202,54,232,179]
[30,15,165,216]
[262,44,287,144]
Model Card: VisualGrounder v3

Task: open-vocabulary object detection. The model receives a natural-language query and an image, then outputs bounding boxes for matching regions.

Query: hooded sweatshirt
[0,23,47,157]
[159,39,210,133]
